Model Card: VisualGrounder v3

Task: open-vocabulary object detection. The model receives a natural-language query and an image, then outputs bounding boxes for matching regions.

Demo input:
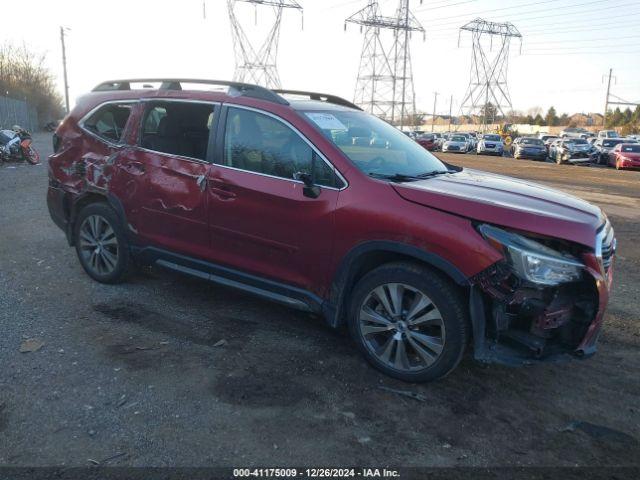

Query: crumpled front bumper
[468,249,614,366]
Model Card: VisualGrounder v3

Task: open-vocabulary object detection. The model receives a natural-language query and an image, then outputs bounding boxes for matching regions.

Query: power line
[425,0,630,31]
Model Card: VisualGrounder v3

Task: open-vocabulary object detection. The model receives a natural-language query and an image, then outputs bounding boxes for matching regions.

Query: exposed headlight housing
[478,224,583,286]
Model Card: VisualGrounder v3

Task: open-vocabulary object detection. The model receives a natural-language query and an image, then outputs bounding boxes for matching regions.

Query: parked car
[416,133,437,151]
[441,134,470,153]
[550,138,593,164]
[608,142,640,169]
[541,135,558,152]
[559,127,591,139]
[476,133,504,156]
[459,132,476,150]
[431,132,443,151]
[592,138,634,165]
[597,130,619,139]
[513,137,547,161]
[47,78,616,382]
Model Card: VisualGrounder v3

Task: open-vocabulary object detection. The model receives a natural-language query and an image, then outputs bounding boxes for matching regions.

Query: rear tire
[74,203,132,284]
[347,262,468,383]
[23,145,40,165]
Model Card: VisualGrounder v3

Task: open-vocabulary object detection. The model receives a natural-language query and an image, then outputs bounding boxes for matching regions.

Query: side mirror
[294,172,321,199]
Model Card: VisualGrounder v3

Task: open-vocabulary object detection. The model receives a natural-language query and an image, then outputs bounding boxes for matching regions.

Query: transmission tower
[228,0,302,89]
[346,1,425,127]
[458,18,522,131]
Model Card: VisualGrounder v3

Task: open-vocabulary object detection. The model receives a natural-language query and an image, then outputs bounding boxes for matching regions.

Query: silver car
[442,134,469,153]
[476,134,504,156]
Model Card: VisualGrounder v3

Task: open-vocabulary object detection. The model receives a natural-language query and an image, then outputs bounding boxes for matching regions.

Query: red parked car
[608,143,640,169]
[415,133,437,151]
[47,79,616,382]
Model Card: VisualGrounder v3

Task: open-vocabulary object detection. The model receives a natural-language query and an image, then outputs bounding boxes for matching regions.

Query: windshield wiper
[415,169,456,178]
[368,169,456,182]
[368,172,423,182]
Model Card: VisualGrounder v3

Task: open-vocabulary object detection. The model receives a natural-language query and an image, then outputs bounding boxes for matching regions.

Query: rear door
[205,105,345,292]
[114,100,217,259]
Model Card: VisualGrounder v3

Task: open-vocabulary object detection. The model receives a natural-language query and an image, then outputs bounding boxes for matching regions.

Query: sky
[2,0,640,117]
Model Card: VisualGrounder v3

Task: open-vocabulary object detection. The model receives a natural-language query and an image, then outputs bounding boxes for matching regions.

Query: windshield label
[305,112,348,131]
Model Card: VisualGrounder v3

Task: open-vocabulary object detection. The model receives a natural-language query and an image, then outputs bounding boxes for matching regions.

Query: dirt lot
[0,135,639,468]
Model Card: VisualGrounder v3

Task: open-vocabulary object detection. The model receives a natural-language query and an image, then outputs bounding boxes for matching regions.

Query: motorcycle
[0,125,40,165]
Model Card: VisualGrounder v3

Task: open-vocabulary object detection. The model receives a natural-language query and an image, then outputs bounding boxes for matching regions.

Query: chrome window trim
[78,99,137,147]
[131,145,210,166]
[220,103,348,191]
[136,98,221,164]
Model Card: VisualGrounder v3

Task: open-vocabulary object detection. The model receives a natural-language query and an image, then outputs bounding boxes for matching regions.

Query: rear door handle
[208,179,236,199]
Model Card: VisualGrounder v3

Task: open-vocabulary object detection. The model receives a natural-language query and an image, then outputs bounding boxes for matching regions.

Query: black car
[513,137,547,161]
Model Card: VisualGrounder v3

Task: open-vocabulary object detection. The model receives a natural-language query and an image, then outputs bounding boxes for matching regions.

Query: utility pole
[60,26,70,114]
[448,94,453,132]
[603,68,613,128]
[399,0,410,130]
[431,91,439,132]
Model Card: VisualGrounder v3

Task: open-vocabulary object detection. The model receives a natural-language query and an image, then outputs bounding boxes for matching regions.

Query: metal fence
[0,96,39,132]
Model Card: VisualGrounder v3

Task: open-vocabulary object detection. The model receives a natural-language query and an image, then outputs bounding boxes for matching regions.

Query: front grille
[599,220,615,273]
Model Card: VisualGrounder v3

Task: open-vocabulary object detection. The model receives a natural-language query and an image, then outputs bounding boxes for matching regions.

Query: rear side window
[83,103,133,143]
[139,101,215,161]
[221,107,342,188]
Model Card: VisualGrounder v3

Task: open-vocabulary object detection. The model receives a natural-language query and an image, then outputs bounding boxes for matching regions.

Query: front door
[206,105,344,293]
[116,100,217,260]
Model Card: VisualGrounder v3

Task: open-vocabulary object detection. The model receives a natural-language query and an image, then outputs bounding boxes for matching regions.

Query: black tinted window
[222,107,342,188]
[84,103,132,142]
[140,102,214,161]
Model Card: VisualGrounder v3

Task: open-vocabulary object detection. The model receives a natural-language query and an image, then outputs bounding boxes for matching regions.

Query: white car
[476,134,504,156]
[442,134,469,153]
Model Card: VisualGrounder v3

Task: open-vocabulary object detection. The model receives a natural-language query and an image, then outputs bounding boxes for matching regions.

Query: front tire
[74,203,132,284]
[347,262,469,383]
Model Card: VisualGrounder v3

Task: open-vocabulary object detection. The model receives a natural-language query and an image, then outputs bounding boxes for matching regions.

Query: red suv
[47,79,616,382]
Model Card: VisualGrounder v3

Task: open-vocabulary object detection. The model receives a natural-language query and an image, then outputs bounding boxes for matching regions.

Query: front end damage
[468,222,615,365]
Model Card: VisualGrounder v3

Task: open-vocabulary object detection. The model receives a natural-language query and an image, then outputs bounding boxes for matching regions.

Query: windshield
[483,134,501,141]
[567,139,588,145]
[521,138,544,145]
[303,110,448,177]
[450,135,466,142]
[603,139,623,147]
[622,145,640,152]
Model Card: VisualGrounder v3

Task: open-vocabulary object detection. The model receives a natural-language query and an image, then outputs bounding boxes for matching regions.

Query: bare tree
[0,42,64,122]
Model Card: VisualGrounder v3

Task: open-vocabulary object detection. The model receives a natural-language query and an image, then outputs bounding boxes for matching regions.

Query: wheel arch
[66,192,127,246]
[324,241,469,328]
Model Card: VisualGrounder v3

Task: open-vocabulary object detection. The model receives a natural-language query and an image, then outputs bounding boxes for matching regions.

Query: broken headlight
[478,224,584,286]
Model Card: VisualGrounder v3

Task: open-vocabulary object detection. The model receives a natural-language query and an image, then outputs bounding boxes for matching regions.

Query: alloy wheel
[78,214,119,276]
[358,283,446,372]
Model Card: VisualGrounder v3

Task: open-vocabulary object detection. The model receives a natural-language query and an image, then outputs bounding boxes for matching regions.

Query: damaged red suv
[47,79,616,382]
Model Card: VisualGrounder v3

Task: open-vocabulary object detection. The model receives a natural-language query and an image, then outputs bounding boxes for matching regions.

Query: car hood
[392,169,603,248]
[621,152,640,159]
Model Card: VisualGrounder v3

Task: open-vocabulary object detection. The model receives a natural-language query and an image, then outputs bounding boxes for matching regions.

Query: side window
[83,103,133,143]
[142,107,167,135]
[139,101,215,161]
[222,107,342,188]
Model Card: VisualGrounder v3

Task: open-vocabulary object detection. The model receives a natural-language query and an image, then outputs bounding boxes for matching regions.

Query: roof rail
[273,89,362,110]
[91,79,289,106]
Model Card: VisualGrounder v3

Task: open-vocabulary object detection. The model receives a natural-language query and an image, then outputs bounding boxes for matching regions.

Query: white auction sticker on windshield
[305,112,347,131]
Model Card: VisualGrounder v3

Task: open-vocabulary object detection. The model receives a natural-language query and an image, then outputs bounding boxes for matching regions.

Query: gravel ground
[0,135,638,467]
